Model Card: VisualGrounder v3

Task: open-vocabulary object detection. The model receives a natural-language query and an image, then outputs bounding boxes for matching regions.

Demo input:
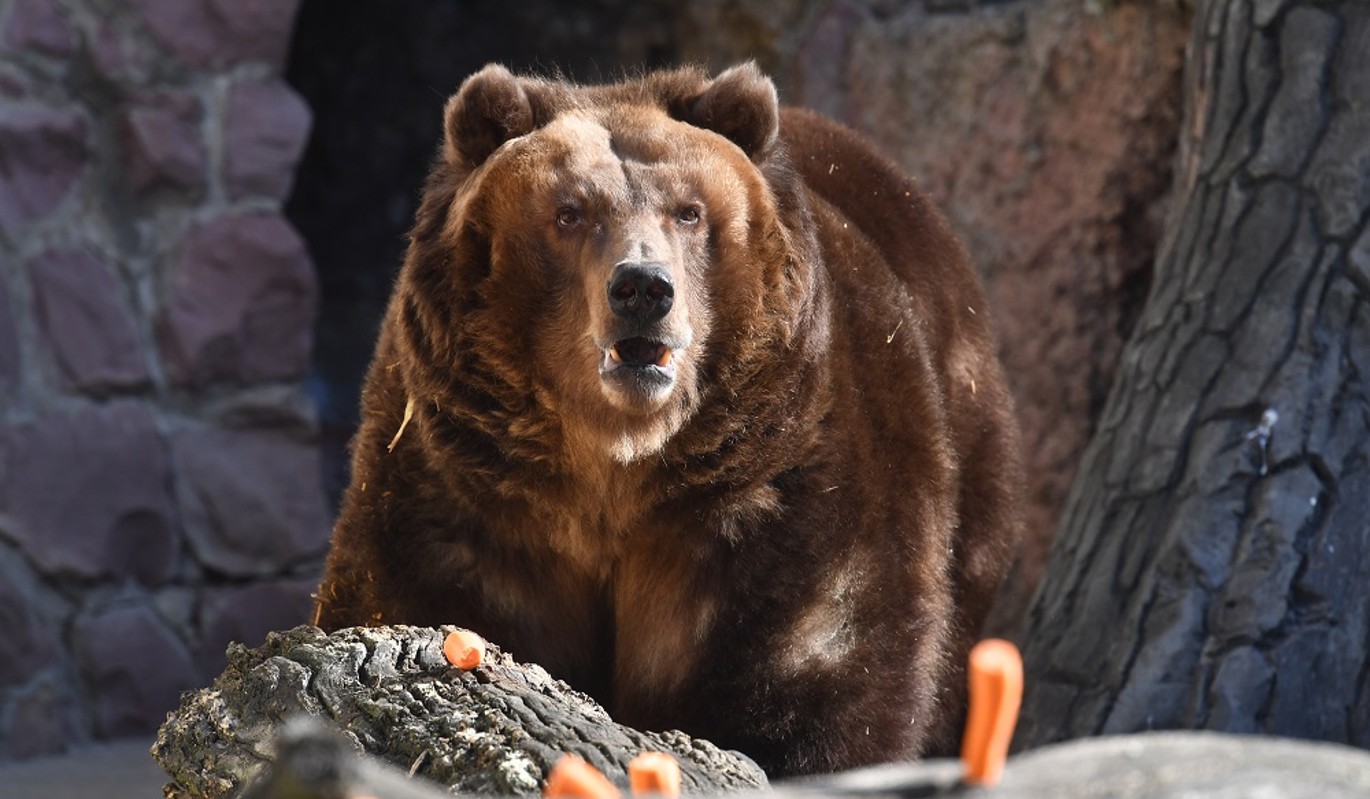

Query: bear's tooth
[608,346,622,364]
[657,348,672,367]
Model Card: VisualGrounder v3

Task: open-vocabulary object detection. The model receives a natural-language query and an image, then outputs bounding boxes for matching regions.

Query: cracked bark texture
[1017,0,1370,748]
[152,626,768,798]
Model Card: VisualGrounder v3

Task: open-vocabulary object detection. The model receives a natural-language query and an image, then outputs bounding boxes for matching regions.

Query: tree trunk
[1016,0,1370,748]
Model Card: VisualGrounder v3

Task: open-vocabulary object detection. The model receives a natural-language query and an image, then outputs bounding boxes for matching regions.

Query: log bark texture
[152,625,768,798]
[1017,0,1370,747]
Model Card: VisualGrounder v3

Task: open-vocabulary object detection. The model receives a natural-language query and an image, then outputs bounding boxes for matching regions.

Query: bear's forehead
[486,108,756,213]
[507,110,728,179]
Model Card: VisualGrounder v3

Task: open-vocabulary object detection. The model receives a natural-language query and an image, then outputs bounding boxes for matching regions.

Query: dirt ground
[0,738,165,799]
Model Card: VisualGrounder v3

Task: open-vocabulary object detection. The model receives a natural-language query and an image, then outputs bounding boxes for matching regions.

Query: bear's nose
[607,262,674,323]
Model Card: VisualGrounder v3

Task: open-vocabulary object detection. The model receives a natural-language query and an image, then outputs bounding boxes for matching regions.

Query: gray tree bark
[1016,0,1370,747]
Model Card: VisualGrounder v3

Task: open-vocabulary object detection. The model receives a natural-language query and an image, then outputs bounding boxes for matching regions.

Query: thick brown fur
[315,63,1023,777]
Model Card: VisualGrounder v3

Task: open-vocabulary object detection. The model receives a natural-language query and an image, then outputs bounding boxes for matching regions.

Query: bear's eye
[676,205,702,226]
[556,207,583,230]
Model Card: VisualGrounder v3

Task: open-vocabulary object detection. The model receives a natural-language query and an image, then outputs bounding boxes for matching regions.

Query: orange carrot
[961,638,1024,786]
[628,752,681,797]
[443,629,486,670]
[543,755,621,799]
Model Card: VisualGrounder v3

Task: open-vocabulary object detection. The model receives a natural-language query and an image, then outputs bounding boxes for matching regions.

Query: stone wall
[0,0,326,758]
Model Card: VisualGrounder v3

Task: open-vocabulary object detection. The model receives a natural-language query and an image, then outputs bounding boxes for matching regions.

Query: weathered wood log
[237,717,455,799]
[152,625,768,798]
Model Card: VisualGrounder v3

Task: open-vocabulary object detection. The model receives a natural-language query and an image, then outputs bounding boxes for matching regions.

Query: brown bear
[314,63,1023,777]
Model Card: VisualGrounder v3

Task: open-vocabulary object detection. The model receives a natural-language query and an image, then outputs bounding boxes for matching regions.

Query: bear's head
[396,64,822,469]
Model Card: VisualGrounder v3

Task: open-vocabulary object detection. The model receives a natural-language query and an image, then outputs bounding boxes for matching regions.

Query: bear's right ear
[685,63,780,162]
[444,64,534,168]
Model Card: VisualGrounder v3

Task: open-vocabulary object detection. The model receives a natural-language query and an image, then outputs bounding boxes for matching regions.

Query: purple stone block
[160,212,317,386]
[0,106,86,240]
[224,77,311,201]
[27,248,150,392]
[0,402,178,584]
[173,424,330,577]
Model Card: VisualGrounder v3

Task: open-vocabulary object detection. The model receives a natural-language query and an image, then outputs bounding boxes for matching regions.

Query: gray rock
[238,717,456,799]
[196,652,1368,799]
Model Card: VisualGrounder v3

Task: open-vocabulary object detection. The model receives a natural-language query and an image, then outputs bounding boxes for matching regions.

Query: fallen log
[152,624,768,798]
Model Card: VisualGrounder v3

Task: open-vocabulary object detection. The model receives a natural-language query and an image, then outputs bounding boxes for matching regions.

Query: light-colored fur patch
[615,588,716,701]
[612,534,719,703]
[781,557,865,674]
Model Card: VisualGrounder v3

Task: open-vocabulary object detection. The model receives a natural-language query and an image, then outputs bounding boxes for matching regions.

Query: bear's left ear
[685,62,780,162]
[444,64,535,169]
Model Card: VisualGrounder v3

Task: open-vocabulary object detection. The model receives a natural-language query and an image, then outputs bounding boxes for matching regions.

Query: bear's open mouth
[600,337,677,390]
[607,337,673,369]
